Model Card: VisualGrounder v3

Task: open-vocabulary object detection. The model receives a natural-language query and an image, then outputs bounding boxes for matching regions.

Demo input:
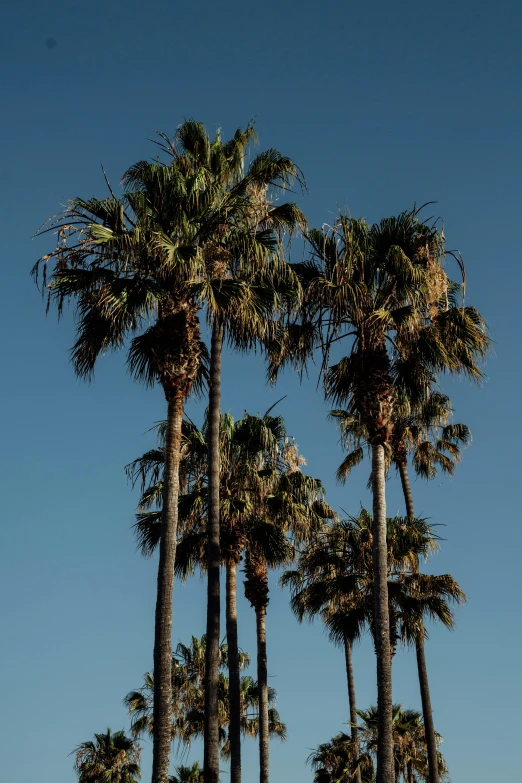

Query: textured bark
[152,395,184,783]
[371,443,394,783]
[343,637,361,783]
[398,461,440,783]
[226,560,242,783]
[397,460,415,520]
[256,606,270,783]
[204,323,224,783]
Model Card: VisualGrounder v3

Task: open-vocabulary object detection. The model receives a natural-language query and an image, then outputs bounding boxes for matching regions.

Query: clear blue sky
[1,0,520,780]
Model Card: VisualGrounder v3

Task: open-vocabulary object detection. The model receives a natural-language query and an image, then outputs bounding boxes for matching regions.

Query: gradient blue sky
[1,0,520,780]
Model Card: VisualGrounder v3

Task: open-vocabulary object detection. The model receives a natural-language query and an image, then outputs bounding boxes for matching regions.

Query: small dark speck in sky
[46,37,57,49]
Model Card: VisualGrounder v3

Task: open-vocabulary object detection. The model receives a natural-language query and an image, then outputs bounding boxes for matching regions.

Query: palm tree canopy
[330,390,471,484]
[269,208,489,443]
[127,410,335,569]
[73,729,141,783]
[281,511,461,654]
[35,121,306,396]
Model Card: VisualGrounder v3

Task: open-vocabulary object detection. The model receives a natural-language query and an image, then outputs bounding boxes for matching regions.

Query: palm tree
[355,705,448,783]
[179,123,306,783]
[309,706,448,783]
[332,390,468,783]
[38,152,208,783]
[392,395,469,783]
[331,391,469,783]
[308,731,374,783]
[284,512,463,783]
[170,762,204,783]
[73,729,141,783]
[270,209,489,783]
[238,425,334,783]
[35,121,304,783]
[282,517,372,783]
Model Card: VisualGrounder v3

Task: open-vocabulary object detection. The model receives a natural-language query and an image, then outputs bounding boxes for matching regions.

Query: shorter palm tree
[309,705,448,783]
[124,635,286,759]
[73,729,141,783]
[308,731,374,783]
[169,762,204,783]
[355,705,448,783]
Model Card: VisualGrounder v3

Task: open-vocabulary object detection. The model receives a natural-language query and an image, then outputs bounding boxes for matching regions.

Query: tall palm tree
[282,515,370,783]
[333,390,468,783]
[130,411,333,783]
[270,209,489,783]
[38,155,209,783]
[177,123,306,783]
[36,121,304,783]
[73,729,141,783]
[396,514,464,783]
[331,391,469,783]
[238,424,334,783]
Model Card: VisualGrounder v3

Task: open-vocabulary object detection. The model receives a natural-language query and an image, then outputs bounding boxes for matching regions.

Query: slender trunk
[398,461,439,783]
[397,460,415,520]
[416,638,439,783]
[371,443,394,783]
[407,761,414,783]
[256,606,269,783]
[204,323,224,783]
[152,395,184,783]
[226,560,242,783]
[343,636,361,783]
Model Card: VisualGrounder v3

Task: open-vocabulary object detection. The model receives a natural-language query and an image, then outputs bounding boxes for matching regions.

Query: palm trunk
[226,560,242,783]
[397,461,439,783]
[255,606,269,783]
[343,636,361,783]
[397,460,415,520]
[371,442,394,783]
[204,323,224,783]
[152,395,184,783]
[416,639,439,783]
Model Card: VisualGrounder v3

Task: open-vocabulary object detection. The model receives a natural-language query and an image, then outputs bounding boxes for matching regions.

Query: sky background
[1,0,521,781]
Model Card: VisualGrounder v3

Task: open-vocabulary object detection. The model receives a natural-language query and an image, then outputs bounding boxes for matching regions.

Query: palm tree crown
[73,729,141,783]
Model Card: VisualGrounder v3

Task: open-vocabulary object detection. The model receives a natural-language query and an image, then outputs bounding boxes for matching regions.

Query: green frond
[336,447,365,483]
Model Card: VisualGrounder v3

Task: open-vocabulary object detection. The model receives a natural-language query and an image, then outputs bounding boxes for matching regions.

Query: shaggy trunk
[226,560,242,783]
[371,442,394,783]
[256,606,270,783]
[343,636,361,783]
[152,395,184,783]
[398,461,439,783]
[204,323,224,783]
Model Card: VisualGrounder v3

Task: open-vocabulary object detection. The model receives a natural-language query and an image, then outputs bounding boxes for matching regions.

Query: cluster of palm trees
[35,119,490,783]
